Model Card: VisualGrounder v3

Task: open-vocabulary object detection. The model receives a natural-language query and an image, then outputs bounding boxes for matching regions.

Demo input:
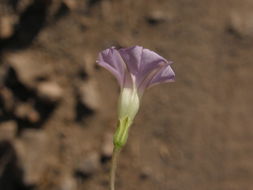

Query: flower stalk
[110,147,121,190]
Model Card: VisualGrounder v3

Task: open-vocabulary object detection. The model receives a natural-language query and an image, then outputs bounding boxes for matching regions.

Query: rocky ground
[0,0,253,190]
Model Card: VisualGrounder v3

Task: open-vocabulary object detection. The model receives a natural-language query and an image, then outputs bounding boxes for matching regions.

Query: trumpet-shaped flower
[97,46,175,148]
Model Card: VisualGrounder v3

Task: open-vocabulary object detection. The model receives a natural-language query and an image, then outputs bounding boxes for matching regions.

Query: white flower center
[118,87,140,121]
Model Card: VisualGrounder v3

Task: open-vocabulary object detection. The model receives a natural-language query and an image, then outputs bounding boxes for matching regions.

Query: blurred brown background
[0,0,253,190]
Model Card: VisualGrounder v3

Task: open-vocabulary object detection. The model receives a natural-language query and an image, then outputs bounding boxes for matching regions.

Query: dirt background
[0,0,253,190]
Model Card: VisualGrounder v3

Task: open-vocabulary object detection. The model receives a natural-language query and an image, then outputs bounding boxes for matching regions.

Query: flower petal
[136,48,171,89]
[118,46,143,75]
[97,47,126,87]
[118,46,171,88]
[148,64,175,88]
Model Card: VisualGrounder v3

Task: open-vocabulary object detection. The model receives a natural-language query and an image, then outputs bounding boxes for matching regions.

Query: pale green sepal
[113,117,132,149]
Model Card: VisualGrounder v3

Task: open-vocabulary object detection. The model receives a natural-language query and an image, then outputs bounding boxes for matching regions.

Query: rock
[4,51,51,89]
[139,167,152,180]
[14,103,40,123]
[101,0,112,21]
[37,82,63,103]
[229,11,253,38]
[0,16,15,39]
[15,0,34,13]
[82,53,96,76]
[159,144,170,160]
[77,79,100,112]
[63,0,78,10]
[75,152,100,178]
[0,121,17,141]
[14,129,49,186]
[0,87,15,113]
[0,141,18,178]
[58,175,77,190]
[0,64,7,85]
[101,132,113,161]
[146,10,171,25]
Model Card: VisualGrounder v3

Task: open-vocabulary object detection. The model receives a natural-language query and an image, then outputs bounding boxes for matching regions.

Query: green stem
[110,147,121,190]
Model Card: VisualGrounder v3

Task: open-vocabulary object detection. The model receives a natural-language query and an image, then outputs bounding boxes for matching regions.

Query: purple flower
[98,46,175,96]
[97,45,175,121]
[97,45,175,148]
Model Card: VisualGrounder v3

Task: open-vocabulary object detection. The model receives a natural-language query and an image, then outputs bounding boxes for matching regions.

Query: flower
[97,46,175,148]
